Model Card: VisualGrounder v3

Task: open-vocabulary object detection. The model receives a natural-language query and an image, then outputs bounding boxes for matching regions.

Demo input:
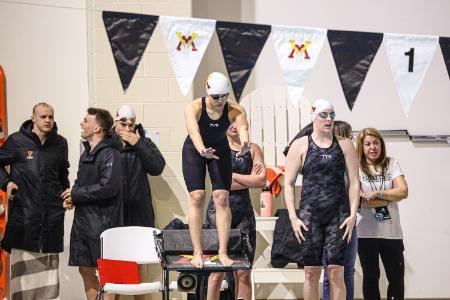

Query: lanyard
[367,168,385,192]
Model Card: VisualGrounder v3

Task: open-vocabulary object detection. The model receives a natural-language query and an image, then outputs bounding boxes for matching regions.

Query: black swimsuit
[182,97,232,192]
[300,134,350,266]
[205,149,256,262]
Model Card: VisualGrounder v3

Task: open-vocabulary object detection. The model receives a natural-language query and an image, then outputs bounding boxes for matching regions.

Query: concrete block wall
[88,0,192,231]
[88,1,193,299]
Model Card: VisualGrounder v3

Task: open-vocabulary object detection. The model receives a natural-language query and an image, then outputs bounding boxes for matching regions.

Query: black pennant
[102,11,158,93]
[328,30,383,110]
[216,21,271,101]
[439,37,450,80]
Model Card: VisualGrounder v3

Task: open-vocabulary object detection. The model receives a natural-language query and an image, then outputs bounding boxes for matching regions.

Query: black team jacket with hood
[68,133,122,267]
[112,124,165,227]
[0,120,69,253]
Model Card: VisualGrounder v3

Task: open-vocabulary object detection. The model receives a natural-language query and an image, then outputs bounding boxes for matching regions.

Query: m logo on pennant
[288,40,311,59]
[271,25,327,106]
[176,32,198,51]
[159,16,216,95]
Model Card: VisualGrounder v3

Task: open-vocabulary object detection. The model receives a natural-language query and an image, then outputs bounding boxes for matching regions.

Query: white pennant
[271,25,327,106]
[159,16,216,95]
[384,33,438,116]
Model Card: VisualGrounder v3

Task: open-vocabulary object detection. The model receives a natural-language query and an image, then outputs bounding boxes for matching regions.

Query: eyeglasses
[317,112,336,119]
[211,93,229,101]
[117,117,136,124]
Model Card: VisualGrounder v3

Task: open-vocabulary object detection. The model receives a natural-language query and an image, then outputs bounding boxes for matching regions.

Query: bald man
[0,102,70,299]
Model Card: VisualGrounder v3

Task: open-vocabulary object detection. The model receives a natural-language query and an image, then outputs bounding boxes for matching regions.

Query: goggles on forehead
[317,111,336,119]
[210,93,229,101]
[117,117,136,124]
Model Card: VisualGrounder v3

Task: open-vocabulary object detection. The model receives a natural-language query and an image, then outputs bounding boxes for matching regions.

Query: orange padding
[266,166,285,197]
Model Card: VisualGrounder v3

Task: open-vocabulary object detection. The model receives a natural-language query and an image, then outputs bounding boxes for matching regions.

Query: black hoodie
[0,120,69,253]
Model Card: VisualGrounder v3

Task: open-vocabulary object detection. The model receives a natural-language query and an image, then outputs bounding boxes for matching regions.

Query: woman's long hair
[333,120,352,139]
[356,127,390,177]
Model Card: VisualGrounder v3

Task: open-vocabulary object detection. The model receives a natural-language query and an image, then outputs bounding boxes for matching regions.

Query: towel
[266,166,285,197]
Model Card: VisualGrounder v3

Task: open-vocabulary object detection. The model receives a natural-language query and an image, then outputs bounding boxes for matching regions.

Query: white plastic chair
[98,226,229,299]
[98,226,163,297]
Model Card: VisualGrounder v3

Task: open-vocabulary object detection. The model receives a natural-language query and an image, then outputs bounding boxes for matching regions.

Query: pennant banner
[216,21,271,101]
[102,11,158,93]
[101,9,448,117]
[384,33,438,116]
[439,37,450,80]
[328,30,383,110]
[271,25,327,106]
[160,16,216,95]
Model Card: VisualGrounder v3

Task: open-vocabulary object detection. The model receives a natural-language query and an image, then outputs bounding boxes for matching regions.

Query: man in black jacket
[0,102,70,299]
[62,108,122,300]
[112,105,165,228]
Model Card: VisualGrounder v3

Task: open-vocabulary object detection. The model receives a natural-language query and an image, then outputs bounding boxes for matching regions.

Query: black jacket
[112,124,165,227]
[271,209,303,268]
[283,122,313,156]
[68,134,122,267]
[0,120,69,253]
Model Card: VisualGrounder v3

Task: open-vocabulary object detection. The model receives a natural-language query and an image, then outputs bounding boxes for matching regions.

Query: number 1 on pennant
[404,48,415,72]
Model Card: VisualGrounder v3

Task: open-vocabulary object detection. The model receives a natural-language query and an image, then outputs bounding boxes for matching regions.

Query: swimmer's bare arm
[284,137,308,243]
[230,177,247,190]
[233,143,266,188]
[185,99,218,159]
[185,100,204,152]
[340,138,360,242]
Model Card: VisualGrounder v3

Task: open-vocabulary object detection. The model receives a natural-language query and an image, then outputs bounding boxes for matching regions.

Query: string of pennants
[102,11,450,116]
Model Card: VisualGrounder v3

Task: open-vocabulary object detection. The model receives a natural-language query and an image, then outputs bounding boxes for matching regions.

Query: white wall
[1,0,449,299]
[252,0,450,298]
[0,1,88,298]
[196,0,450,298]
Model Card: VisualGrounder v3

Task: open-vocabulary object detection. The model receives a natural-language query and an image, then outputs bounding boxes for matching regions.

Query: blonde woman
[356,128,408,300]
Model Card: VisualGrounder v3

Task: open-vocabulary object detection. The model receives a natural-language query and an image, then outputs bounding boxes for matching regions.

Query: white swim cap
[205,72,230,95]
[115,105,136,123]
[311,99,334,121]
